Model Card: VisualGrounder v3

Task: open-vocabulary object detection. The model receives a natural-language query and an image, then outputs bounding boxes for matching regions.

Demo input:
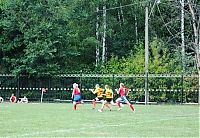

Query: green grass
[0,103,199,137]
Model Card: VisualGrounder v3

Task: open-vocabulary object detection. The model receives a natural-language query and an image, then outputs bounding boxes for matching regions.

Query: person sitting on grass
[18,96,28,103]
[0,96,4,103]
[10,93,17,103]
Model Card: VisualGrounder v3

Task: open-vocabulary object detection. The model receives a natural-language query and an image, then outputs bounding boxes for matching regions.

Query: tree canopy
[0,0,199,76]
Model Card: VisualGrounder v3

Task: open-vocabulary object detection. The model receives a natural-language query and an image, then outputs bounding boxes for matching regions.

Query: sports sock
[74,104,77,110]
[117,102,121,108]
[92,101,96,108]
[130,104,134,111]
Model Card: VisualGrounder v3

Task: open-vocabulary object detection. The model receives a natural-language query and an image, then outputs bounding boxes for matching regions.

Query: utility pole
[181,0,185,104]
[102,5,106,63]
[145,6,149,105]
[181,0,185,72]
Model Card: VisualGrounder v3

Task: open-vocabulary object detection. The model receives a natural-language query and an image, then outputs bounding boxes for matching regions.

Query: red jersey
[11,96,16,102]
[119,87,125,97]
[73,88,80,95]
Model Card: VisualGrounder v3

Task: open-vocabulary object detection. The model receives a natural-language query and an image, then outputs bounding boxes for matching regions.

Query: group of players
[1,83,135,112]
[71,82,135,112]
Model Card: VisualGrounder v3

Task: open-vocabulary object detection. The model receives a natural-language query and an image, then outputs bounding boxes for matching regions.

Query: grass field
[0,103,199,137]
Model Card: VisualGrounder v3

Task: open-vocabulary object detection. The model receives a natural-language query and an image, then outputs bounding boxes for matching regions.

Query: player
[98,85,113,112]
[71,83,82,110]
[18,96,28,103]
[115,83,135,112]
[10,93,17,103]
[0,96,4,103]
[90,84,104,109]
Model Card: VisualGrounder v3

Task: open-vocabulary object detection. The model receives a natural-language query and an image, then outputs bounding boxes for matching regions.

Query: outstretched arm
[115,89,119,94]
[125,87,130,96]
[89,89,95,94]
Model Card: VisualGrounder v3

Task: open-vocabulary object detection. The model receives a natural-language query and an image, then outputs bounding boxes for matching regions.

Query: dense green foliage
[102,38,182,74]
[0,0,199,75]
[0,0,199,103]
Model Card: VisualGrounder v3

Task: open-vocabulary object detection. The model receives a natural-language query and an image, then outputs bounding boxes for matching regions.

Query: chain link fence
[0,74,199,104]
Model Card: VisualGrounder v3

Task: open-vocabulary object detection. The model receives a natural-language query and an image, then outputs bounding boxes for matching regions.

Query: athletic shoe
[98,109,102,112]
[120,103,124,107]
[118,108,122,111]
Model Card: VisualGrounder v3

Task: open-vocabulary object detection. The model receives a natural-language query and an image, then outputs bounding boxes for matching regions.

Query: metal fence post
[181,72,184,104]
[16,76,20,101]
[48,77,51,102]
[145,72,149,105]
[112,74,115,91]
[145,6,149,105]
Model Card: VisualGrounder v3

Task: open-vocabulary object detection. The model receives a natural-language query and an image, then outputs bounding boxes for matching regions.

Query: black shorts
[106,98,112,102]
[94,97,104,101]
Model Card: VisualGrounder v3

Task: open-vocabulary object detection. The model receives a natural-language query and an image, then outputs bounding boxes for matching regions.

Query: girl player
[71,83,82,110]
[98,85,113,112]
[116,83,135,112]
[91,84,104,109]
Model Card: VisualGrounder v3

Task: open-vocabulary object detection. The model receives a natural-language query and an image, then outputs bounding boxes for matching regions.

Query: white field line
[4,124,125,138]
[3,113,199,137]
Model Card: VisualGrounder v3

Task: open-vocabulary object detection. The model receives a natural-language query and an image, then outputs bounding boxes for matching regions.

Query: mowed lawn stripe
[0,103,199,137]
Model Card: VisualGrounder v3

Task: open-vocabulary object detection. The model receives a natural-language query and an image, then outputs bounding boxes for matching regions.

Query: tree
[187,0,200,103]
[0,0,78,76]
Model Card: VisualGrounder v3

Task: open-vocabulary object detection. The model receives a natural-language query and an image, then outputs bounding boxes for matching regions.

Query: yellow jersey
[94,87,104,98]
[105,88,113,99]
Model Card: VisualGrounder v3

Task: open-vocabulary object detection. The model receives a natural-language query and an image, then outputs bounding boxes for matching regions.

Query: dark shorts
[106,98,112,102]
[94,97,104,101]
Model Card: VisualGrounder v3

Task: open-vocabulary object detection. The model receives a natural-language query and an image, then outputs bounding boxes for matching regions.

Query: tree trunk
[188,0,200,104]
[102,5,106,63]
[117,8,122,33]
[135,14,138,44]
[119,3,124,23]
[131,0,138,44]
[96,7,100,66]
[198,69,200,104]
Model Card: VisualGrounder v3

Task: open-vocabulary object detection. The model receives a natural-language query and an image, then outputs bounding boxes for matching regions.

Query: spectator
[10,93,17,103]
[18,96,28,103]
[0,96,4,103]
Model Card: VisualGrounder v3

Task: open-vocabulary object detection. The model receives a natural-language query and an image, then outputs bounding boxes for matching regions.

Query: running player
[10,93,17,103]
[71,83,82,110]
[98,85,113,112]
[90,84,104,109]
[115,83,135,112]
